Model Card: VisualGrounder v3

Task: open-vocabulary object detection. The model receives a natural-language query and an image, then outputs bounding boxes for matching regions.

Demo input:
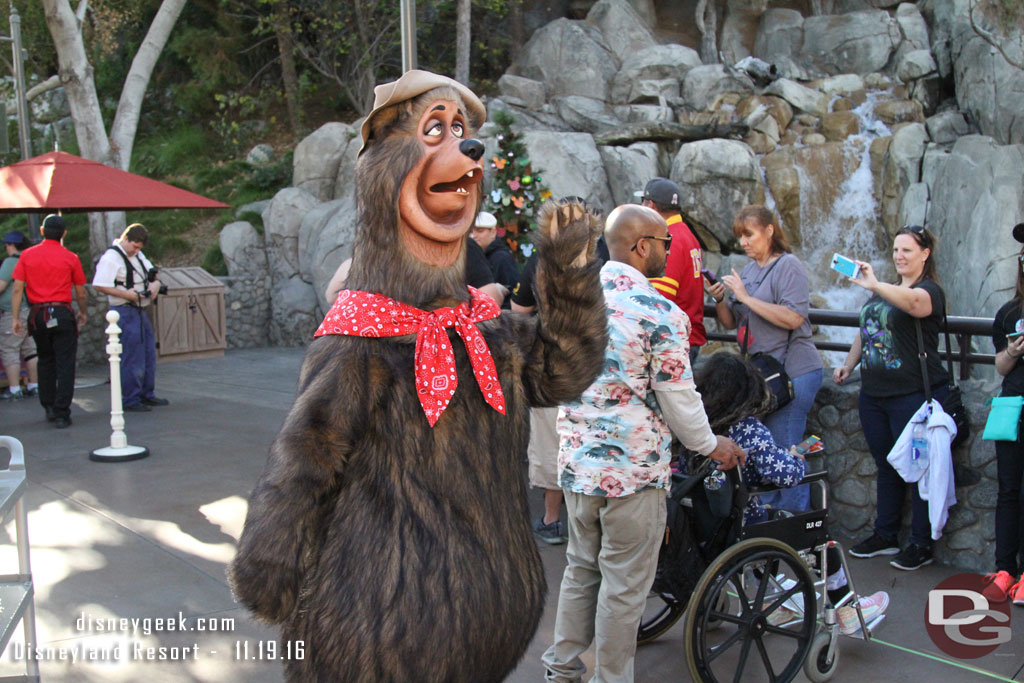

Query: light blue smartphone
[830,253,861,279]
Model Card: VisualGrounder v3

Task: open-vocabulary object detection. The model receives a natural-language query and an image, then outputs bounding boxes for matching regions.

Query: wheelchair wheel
[803,631,839,682]
[684,538,816,683]
[638,591,684,645]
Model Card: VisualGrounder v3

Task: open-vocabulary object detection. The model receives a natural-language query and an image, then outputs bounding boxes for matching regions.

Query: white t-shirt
[92,241,155,307]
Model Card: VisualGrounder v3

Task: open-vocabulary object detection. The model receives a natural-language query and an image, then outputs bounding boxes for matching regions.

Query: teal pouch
[982,395,1024,441]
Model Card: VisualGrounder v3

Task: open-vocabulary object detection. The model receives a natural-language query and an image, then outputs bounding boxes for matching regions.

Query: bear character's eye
[426,121,443,137]
[451,122,464,138]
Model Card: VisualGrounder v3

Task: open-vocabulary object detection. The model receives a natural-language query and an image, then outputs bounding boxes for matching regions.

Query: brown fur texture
[230,87,608,682]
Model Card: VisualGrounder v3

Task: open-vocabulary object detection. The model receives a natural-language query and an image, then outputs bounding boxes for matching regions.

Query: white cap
[475,211,497,229]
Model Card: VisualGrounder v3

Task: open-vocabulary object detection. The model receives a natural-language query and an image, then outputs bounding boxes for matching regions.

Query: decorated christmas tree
[486,110,552,262]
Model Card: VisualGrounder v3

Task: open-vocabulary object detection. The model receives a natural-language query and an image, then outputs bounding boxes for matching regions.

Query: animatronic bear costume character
[230,71,608,682]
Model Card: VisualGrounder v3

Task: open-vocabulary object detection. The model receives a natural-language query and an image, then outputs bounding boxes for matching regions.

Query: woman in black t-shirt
[833,225,949,571]
[986,224,1024,604]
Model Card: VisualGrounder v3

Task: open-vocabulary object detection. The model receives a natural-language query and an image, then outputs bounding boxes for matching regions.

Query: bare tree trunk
[455,0,471,85]
[41,0,186,259]
[273,13,303,139]
[695,0,719,64]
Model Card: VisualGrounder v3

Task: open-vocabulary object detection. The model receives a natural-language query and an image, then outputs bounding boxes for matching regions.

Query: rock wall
[221,276,271,349]
[808,376,996,571]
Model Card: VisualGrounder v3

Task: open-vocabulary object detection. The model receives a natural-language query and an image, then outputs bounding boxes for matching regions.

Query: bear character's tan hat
[358,70,486,156]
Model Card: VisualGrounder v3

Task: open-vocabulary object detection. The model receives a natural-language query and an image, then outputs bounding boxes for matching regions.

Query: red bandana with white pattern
[314,287,506,427]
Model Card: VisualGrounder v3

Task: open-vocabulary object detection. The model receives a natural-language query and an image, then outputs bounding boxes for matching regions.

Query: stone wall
[806,375,997,572]
[220,276,271,349]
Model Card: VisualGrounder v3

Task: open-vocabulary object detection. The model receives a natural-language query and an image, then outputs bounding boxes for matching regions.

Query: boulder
[263,187,319,286]
[246,144,274,165]
[821,111,861,141]
[736,95,793,131]
[877,123,928,236]
[671,139,765,250]
[719,0,769,65]
[598,142,659,207]
[899,181,930,229]
[933,0,1024,145]
[269,275,320,347]
[609,44,702,105]
[522,131,615,214]
[487,98,575,133]
[895,2,930,51]
[509,19,619,101]
[234,199,271,220]
[219,221,268,279]
[330,134,361,203]
[897,49,938,83]
[611,104,675,123]
[497,75,547,110]
[753,9,804,72]
[872,98,925,126]
[551,96,623,134]
[926,108,973,145]
[297,198,359,314]
[922,135,1024,318]
[586,0,657,62]
[799,10,902,76]
[682,64,756,112]
[293,122,357,201]
[816,74,866,95]
[764,78,829,117]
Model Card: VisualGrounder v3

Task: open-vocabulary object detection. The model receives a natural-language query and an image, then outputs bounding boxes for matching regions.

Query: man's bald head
[605,205,667,257]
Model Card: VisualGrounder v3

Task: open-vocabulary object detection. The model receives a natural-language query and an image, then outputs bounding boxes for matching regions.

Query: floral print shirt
[557,261,696,498]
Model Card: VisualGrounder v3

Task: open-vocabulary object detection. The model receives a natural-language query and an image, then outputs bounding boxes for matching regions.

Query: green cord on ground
[870,637,1017,682]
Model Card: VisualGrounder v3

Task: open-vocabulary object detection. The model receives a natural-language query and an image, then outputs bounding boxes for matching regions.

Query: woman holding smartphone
[833,225,949,571]
[708,205,823,511]
[983,224,1024,604]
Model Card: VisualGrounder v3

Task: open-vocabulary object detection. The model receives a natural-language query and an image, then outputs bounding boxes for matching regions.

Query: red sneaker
[982,571,1014,602]
[1009,576,1024,607]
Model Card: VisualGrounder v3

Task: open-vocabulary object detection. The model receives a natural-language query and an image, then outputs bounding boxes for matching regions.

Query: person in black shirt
[985,223,1024,604]
[834,225,949,571]
[470,211,519,309]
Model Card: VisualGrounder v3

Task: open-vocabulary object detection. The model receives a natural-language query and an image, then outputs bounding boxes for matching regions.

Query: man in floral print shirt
[543,205,744,683]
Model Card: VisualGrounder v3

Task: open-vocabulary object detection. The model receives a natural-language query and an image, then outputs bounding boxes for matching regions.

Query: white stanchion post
[90,310,149,462]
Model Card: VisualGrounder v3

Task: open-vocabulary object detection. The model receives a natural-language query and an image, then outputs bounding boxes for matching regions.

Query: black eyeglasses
[904,224,925,234]
[630,235,672,252]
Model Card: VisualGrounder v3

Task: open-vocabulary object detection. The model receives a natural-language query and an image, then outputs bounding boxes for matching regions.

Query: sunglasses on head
[630,235,672,252]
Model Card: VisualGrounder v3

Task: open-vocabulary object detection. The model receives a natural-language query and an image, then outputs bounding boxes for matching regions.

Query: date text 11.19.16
[234,640,305,660]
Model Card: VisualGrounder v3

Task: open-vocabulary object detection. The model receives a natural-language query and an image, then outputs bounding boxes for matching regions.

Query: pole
[91,310,150,462]
[400,0,417,72]
[9,6,37,235]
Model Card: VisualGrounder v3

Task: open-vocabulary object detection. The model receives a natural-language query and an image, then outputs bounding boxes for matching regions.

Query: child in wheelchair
[693,352,889,635]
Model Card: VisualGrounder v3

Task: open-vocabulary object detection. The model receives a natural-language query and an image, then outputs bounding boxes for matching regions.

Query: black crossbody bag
[739,257,794,414]
[914,316,970,448]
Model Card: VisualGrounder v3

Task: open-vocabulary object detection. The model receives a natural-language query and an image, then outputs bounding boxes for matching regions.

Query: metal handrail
[702,304,996,380]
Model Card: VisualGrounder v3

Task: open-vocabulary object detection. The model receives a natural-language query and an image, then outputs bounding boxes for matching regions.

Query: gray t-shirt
[728,252,823,378]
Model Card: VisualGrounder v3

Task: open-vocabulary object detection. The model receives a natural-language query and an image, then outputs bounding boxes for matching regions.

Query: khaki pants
[0,309,34,385]
[528,406,560,490]
[542,487,666,683]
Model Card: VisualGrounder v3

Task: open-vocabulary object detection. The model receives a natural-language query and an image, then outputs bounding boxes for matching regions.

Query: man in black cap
[11,215,89,428]
[638,177,707,362]
[0,231,38,399]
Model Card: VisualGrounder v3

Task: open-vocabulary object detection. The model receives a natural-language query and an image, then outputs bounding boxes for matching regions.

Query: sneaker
[849,533,899,558]
[0,389,20,400]
[533,518,566,545]
[124,403,152,413]
[890,543,933,571]
[1009,576,1024,607]
[54,416,72,429]
[767,605,802,627]
[142,396,170,406]
[982,570,1015,602]
[837,591,889,635]
[23,387,37,397]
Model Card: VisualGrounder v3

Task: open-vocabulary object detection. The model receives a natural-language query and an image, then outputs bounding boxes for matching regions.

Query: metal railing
[702,304,996,380]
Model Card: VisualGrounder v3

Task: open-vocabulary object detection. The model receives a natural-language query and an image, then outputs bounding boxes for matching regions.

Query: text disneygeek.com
[7,612,306,663]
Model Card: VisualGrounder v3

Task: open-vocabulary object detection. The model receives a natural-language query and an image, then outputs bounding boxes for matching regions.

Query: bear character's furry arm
[510,199,608,407]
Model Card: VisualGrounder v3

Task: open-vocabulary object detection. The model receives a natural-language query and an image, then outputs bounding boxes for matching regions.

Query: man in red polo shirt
[11,215,88,428]
[639,177,706,362]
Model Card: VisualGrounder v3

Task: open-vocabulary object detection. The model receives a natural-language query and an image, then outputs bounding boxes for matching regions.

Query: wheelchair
[637,456,883,682]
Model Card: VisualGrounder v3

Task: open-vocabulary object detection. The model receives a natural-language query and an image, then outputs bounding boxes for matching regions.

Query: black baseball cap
[1013,222,1024,244]
[636,178,682,209]
[2,231,25,244]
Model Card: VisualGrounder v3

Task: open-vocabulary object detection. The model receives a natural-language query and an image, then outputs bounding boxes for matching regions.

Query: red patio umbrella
[0,151,229,213]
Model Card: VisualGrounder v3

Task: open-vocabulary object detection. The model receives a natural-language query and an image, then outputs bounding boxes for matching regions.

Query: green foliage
[213,92,262,154]
[133,126,212,178]
[485,110,551,262]
[201,243,228,276]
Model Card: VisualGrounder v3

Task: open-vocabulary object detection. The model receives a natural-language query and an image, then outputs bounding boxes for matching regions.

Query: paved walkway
[0,347,1021,682]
